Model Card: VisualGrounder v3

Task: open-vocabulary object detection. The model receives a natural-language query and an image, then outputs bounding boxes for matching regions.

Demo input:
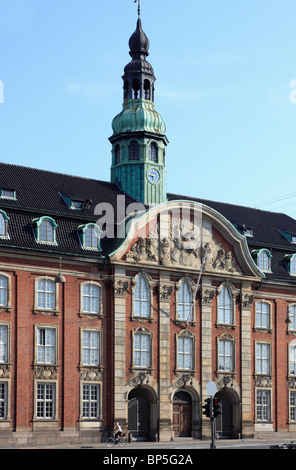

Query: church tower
[109,7,168,206]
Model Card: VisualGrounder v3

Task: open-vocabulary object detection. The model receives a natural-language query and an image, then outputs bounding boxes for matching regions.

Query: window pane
[0,214,6,236]
[177,282,192,321]
[82,330,100,366]
[0,276,8,307]
[82,384,99,418]
[134,333,150,368]
[218,287,233,324]
[0,326,8,363]
[37,279,55,310]
[134,277,149,317]
[39,220,54,242]
[82,283,100,313]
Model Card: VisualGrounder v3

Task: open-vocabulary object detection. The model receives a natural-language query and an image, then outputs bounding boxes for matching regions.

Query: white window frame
[288,304,296,332]
[176,331,195,371]
[256,342,271,375]
[82,383,100,419]
[80,281,103,318]
[36,326,57,365]
[81,329,101,367]
[35,382,56,419]
[175,277,195,324]
[0,382,8,420]
[218,335,234,372]
[255,300,272,331]
[132,327,152,369]
[256,389,271,422]
[34,277,59,315]
[131,273,153,321]
[0,324,9,363]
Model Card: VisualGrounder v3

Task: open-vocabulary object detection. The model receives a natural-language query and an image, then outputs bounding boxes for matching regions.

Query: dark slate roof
[0,161,137,258]
[168,192,296,281]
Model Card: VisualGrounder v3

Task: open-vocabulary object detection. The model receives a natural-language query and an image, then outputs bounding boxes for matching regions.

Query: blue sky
[1,0,296,218]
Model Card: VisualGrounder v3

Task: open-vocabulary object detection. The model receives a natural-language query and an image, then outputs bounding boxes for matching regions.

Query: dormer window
[252,249,272,273]
[78,223,102,250]
[33,216,57,244]
[0,210,9,238]
[0,188,16,199]
[285,254,296,276]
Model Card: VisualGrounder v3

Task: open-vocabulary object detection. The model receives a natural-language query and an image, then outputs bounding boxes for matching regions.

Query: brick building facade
[1,13,296,447]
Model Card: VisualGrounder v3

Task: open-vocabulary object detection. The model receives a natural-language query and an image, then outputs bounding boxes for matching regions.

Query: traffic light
[213,398,221,418]
[202,398,212,418]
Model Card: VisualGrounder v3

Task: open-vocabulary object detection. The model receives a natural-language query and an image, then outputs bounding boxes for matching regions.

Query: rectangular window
[0,276,8,307]
[134,333,150,368]
[37,328,56,364]
[36,383,55,419]
[256,389,271,422]
[0,382,7,419]
[290,345,296,375]
[290,391,296,421]
[218,339,233,372]
[1,189,15,199]
[177,336,193,370]
[82,384,99,419]
[82,330,100,366]
[37,279,55,310]
[256,343,270,374]
[0,325,8,363]
[256,302,270,329]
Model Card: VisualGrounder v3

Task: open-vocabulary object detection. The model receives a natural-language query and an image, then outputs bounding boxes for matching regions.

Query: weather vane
[134,0,141,18]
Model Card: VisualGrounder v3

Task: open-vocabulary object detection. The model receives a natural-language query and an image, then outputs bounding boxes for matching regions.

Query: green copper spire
[109,12,168,206]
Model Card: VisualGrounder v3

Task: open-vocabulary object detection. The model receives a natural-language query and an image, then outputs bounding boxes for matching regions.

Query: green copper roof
[111,99,166,136]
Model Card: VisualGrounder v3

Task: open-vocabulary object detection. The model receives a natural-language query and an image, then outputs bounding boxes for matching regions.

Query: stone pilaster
[113,270,129,432]
[200,278,215,439]
[240,283,254,438]
[158,273,173,441]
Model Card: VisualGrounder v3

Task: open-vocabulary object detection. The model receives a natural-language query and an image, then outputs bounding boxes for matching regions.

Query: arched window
[132,78,140,99]
[149,142,158,162]
[78,223,102,250]
[134,276,149,317]
[33,216,57,244]
[177,280,192,321]
[37,278,56,310]
[218,285,233,324]
[40,219,54,243]
[128,141,140,160]
[254,249,272,272]
[0,211,9,238]
[144,79,151,100]
[115,144,121,164]
[82,283,101,314]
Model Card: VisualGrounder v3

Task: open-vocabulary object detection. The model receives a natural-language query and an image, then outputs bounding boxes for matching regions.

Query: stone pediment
[110,201,263,279]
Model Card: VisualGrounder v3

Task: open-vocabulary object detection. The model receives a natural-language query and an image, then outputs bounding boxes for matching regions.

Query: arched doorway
[173,391,192,437]
[128,388,150,441]
[215,389,240,439]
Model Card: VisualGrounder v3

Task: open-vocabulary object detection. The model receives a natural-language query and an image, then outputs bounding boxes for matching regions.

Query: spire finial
[134,0,141,19]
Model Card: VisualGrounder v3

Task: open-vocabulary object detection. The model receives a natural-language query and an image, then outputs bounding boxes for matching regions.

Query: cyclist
[113,422,122,443]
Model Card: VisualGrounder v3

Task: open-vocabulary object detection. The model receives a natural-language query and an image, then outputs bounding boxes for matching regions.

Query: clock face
[147,168,160,184]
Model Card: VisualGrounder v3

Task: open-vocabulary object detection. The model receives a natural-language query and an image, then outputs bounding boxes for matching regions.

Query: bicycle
[106,433,127,448]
